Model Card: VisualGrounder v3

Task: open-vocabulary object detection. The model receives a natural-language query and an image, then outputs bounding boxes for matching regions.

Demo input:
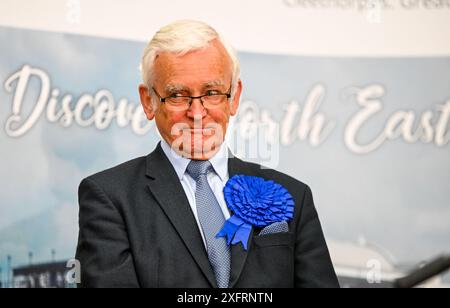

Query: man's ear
[230,79,243,116]
[139,84,155,120]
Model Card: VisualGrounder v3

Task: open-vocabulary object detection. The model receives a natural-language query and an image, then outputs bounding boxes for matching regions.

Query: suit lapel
[145,143,218,288]
[227,153,255,288]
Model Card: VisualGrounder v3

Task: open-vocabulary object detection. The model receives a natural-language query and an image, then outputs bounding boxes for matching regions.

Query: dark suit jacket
[75,142,339,288]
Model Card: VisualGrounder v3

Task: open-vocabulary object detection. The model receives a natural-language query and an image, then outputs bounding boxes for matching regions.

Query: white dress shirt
[160,139,231,247]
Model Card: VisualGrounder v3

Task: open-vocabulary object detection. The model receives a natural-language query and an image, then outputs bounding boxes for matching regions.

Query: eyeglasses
[151,84,232,111]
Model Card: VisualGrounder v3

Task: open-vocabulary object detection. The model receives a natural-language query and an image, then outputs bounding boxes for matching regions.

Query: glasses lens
[203,95,227,108]
[166,97,190,111]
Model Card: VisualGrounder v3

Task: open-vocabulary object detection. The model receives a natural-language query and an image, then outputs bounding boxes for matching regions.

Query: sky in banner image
[0,27,160,270]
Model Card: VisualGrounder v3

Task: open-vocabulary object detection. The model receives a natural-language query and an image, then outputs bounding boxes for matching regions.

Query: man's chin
[188,141,220,160]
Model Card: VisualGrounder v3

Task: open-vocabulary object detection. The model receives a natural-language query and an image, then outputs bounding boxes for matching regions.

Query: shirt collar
[160,139,229,181]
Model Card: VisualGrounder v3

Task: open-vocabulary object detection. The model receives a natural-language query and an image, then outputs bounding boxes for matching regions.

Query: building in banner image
[329,239,450,288]
[1,240,448,288]
[2,261,76,288]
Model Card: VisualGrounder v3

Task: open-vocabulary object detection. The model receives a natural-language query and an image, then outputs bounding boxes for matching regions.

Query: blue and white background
[0,0,449,287]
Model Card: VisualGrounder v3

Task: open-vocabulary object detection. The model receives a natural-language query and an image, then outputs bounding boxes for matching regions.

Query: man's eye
[170,93,184,98]
[206,90,220,96]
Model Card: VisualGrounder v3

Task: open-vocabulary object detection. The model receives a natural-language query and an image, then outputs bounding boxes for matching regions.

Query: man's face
[139,39,242,160]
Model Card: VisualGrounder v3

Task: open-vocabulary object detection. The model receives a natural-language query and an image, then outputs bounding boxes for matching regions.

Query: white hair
[140,20,240,97]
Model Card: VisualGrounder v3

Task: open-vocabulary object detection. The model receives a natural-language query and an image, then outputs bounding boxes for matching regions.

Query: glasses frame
[151,84,232,110]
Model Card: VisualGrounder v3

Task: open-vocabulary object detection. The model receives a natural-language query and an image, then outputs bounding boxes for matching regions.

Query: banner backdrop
[1,25,449,285]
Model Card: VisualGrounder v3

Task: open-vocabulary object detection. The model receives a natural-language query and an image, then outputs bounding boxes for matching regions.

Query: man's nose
[187,98,207,118]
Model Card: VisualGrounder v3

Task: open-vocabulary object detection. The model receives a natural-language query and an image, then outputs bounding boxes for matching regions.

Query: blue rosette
[216,175,295,250]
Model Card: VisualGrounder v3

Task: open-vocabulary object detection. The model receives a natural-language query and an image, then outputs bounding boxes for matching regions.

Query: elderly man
[76,20,339,288]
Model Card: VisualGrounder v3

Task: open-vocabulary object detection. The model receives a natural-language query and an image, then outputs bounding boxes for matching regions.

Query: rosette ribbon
[216,175,295,250]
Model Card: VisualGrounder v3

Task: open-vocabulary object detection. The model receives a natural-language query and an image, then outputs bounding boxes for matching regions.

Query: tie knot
[186,160,213,180]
